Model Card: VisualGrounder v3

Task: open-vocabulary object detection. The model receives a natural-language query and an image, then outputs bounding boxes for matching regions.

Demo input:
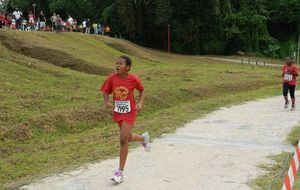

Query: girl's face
[115,58,130,75]
[286,59,293,66]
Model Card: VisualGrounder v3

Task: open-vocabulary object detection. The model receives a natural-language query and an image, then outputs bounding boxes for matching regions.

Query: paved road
[203,57,282,67]
[22,93,300,190]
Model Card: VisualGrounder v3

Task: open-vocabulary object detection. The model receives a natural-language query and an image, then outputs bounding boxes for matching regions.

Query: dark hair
[285,56,295,63]
[119,55,132,71]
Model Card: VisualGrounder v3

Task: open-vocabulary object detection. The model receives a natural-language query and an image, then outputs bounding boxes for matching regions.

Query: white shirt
[82,21,86,28]
[68,17,73,25]
[12,11,22,20]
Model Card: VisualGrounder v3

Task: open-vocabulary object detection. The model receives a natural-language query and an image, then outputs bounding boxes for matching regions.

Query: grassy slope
[0,30,282,189]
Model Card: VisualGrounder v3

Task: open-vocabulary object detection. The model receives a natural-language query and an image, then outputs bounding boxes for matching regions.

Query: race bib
[284,74,293,81]
[114,100,131,114]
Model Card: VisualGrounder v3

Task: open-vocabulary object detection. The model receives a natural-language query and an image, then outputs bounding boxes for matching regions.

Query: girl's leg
[290,85,296,105]
[119,122,131,171]
[283,83,289,103]
[131,133,144,142]
[119,122,144,171]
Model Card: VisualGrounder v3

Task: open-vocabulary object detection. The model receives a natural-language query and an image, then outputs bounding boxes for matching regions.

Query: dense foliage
[1,0,299,57]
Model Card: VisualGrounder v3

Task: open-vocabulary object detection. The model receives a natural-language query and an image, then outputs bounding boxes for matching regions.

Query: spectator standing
[67,15,73,31]
[61,19,66,32]
[82,19,87,33]
[28,11,35,30]
[56,14,62,32]
[12,8,22,30]
[73,19,78,31]
[0,12,4,29]
[38,11,46,31]
[50,13,57,31]
[105,25,111,36]
[101,25,105,35]
[97,23,102,34]
[93,23,98,34]
[86,19,91,34]
[4,14,11,29]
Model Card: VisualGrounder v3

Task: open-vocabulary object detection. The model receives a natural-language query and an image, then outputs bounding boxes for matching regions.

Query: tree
[220,0,275,55]
[6,0,30,13]
[0,0,9,12]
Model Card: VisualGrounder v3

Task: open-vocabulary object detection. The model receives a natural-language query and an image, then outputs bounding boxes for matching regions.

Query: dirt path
[21,93,300,190]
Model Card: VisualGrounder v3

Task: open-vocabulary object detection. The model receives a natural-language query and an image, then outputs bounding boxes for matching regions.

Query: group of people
[0,8,111,35]
[0,8,48,31]
[48,13,111,34]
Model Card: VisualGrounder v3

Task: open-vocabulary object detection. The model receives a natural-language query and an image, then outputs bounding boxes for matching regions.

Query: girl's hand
[106,102,114,111]
[136,103,143,112]
[291,70,297,75]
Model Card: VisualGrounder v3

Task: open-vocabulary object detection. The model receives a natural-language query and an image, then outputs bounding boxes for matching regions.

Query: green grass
[288,126,300,147]
[250,152,292,190]
[0,30,282,189]
[251,124,300,190]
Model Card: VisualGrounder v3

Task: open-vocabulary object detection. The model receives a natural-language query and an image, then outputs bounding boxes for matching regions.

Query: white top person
[68,16,74,25]
[12,8,23,20]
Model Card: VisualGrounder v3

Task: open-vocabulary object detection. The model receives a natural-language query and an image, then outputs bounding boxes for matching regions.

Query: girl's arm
[103,93,114,111]
[137,90,145,112]
[293,68,298,76]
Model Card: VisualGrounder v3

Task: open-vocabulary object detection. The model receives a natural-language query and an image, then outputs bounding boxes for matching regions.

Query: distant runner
[282,57,298,110]
[100,55,151,184]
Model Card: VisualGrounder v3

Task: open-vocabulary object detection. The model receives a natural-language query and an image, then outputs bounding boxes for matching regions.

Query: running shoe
[111,170,123,184]
[285,101,289,109]
[291,104,296,111]
[141,132,151,152]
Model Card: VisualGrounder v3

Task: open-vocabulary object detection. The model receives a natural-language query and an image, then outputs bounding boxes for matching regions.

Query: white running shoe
[142,132,151,152]
[111,170,123,184]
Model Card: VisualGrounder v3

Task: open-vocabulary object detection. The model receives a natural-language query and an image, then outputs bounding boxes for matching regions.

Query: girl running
[100,55,151,184]
[282,57,299,110]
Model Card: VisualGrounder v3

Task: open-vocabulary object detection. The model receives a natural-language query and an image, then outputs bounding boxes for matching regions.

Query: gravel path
[21,93,300,190]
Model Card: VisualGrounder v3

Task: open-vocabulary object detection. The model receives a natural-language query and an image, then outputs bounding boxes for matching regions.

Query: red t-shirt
[100,73,144,124]
[5,18,11,25]
[282,64,298,85]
